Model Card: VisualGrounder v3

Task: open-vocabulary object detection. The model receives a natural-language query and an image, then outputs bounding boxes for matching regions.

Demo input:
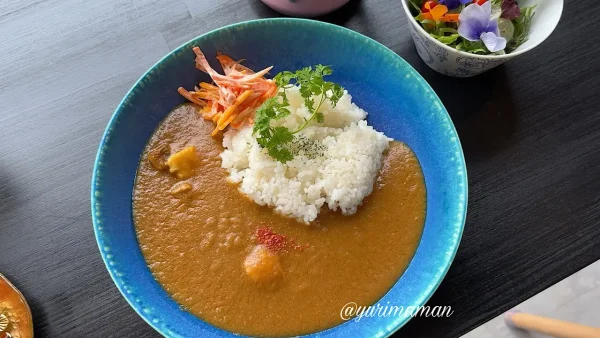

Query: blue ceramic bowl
[92,18,467,337]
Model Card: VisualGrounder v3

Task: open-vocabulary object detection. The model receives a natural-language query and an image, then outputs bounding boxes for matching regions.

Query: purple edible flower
[458,2,507,52]
[501,0,521,19]
[439,0,471,10]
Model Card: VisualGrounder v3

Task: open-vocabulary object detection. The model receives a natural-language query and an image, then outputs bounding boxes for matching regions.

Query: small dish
[0,273,34,338]
[401,0,564,77]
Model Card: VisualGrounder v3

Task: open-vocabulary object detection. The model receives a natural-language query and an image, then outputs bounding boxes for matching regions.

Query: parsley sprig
[253,65,344,163]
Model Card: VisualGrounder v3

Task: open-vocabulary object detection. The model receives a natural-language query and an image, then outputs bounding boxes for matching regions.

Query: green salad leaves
[409,0,536,55]
[506,4,536,53]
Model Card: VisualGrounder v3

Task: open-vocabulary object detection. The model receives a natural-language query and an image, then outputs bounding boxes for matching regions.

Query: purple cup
[261,0,351,17]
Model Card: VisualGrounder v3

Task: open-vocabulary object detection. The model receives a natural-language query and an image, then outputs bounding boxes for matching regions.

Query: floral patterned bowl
[400,0,563,77]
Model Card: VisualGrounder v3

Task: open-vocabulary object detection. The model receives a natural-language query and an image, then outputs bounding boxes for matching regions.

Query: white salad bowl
[401,0,564,77]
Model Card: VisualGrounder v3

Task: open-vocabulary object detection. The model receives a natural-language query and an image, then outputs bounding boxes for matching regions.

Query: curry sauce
[133,105,426,336]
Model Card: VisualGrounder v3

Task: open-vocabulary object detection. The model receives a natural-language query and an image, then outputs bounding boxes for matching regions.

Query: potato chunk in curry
[166,146,201,179]
[244,245,283,283]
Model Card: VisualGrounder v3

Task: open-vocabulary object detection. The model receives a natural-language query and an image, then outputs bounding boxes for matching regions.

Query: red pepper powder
[255,227,311,252]
[255,227,287,252]
[288,238,310,251]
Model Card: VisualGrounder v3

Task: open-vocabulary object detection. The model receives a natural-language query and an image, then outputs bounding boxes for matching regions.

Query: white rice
[220,87,391,223]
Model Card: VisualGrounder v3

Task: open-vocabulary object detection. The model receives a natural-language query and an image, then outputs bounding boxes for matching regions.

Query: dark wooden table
[1,0,598,337]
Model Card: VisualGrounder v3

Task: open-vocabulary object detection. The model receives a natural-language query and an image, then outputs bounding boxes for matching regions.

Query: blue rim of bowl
[91,17,468,337]
[399,0,564,59]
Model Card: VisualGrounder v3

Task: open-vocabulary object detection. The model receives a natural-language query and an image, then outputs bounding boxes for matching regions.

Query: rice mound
[220,87,391,223]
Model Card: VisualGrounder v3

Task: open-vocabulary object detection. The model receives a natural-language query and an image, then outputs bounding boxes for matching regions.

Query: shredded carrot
[230,107,254,128]
[218,90,252,126]
[199,82,218,90]
[193,91,219,100]
[220,115,236,131]
[178,47,277,137]
[177,87,205,106]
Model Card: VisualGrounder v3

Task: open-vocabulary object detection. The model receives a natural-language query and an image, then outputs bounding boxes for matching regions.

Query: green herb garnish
[253,65,344,163]
[290,135,327,159]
